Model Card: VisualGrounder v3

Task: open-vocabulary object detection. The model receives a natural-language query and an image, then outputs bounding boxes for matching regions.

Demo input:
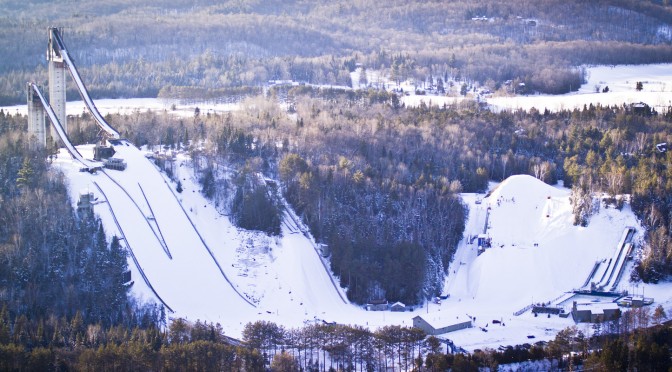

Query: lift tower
[48,27,67,141]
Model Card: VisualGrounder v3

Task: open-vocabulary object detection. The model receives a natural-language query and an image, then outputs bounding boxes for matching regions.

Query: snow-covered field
[53,144,672,350]
[487,64,672,113]
[0,97,238,118]
[3,64,672,116]
[396,63,672,113]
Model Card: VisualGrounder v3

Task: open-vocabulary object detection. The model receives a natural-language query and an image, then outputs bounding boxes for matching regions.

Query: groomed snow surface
[53,144,672,351]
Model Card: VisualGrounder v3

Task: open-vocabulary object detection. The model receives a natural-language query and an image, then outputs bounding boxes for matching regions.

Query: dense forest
[0,300,669,370]
[3,0,672,104]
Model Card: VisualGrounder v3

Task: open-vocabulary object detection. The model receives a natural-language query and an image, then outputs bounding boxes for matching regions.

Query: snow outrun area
[52,141,672,350]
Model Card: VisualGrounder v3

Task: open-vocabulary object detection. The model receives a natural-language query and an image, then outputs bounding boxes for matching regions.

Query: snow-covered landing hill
[54,147,671,350]
[440,175,670,350]
[54,143,410,338]
[470,175,634,306]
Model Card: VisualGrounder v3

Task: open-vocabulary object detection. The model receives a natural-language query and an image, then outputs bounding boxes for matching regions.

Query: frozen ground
[53,145,672,350]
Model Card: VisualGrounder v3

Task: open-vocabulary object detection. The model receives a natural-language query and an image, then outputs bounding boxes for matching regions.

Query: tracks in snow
[92,181,174,313]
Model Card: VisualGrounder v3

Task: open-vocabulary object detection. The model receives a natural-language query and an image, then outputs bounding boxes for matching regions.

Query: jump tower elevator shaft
[48,27,67,140]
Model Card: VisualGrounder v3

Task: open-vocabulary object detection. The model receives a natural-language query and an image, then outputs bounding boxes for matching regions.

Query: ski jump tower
[28,27,121,149]
[48,27,67,140]
[27,83,47,148]
[27,27,67,148]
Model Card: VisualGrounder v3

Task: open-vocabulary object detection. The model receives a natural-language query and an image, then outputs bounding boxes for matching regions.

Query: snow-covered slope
[55,148,671,350]
[54,143,372,336]
[64,143,256,322]
[439,175,650,349]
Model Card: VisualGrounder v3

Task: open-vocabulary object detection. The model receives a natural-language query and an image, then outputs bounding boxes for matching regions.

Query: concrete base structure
[27,83,46,148]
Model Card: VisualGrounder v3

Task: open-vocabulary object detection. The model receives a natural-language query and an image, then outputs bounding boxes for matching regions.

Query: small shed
[630,102,652,116]
[318,243,330,257]
[77,190,94,218]
[617,295,654,308]
[104,157,127,171]
[477,234,489,247]
[94,144,115,160]
[390,302,406,312]
[366,299,388,311]
[412,316,472,335]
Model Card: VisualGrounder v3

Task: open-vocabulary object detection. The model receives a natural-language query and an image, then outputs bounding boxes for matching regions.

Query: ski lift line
[50,29,120,139]
[99,170,172,259]
[138,182,173,259]
[92,181,174,313]
[158,170,257,308]
[30,83,98,168]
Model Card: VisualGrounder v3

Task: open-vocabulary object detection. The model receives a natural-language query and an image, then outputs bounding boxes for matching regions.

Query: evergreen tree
[358,66,368,88]
[16,156,34,189]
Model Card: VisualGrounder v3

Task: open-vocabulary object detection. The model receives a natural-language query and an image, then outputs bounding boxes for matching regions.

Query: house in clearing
[365,299,388,311]
[412,315,472,335]
[630,102,652,116]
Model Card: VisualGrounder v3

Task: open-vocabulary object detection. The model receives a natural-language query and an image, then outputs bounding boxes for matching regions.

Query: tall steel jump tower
[26,83,47,148]
[47,27,67,141]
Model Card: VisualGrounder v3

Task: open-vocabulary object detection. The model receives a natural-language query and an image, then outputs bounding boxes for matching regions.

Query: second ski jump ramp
[98,142,256,318]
